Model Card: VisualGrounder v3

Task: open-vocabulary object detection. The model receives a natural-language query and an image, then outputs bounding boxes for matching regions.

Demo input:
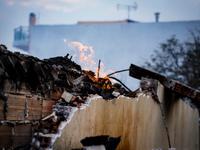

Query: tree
[145,30,200,90]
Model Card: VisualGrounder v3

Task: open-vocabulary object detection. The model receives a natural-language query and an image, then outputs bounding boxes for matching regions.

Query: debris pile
[129,64,200,101]
[0,45,199,149]
[0,45,137,149]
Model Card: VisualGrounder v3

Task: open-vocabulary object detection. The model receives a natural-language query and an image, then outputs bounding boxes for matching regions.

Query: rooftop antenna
[117,2,137,20]
[154,12,160,22]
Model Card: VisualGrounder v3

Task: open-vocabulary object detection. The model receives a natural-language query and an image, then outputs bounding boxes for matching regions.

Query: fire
[95,61,114,79]
[63,39,116,86]
[67,41,114,80]
[107,85,111,89]
[68,41,96,71]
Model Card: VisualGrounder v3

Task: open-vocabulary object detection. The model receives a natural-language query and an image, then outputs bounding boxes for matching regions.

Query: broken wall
[0,45,83,149]
[53,84,199,150]
[0,94,56,149]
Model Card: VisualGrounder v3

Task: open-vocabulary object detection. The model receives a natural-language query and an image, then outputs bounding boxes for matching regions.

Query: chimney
[29,12,36,26]
[154,12,160,23]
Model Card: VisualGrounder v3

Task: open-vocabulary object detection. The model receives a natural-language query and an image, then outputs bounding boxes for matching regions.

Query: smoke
[65,40,114,78]
[68,41,96,71]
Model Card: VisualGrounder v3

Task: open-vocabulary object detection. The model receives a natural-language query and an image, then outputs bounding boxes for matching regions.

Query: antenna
[117,2,137,20]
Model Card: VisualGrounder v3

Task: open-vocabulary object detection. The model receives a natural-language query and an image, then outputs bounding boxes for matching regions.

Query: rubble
[129,64,200,101]
[0,45,199,149]
[0,45,130,149]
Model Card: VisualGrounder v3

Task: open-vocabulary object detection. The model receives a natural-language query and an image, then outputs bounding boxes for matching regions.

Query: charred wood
[129,64,200,102]
[0,45,82,96]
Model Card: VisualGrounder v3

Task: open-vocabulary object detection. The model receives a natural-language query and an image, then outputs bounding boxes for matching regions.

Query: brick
[7,95,26,120]
[27,97,42,120]
[0,99,5,120]
[51,90,61,100]
[42,100,55,118]
[12,124,32,148]
[0,124,12,149]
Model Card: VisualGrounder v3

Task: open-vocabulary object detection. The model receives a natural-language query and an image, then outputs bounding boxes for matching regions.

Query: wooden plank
[0,99,5,120]
[129,64,200,101]
[27,97,42,120]
[12,124,32,148]
[0,123,12,149]
[7,95,26,120]
[42,100,55,118]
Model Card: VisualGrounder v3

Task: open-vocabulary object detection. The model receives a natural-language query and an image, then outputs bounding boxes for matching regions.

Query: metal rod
[107,69,129,77]
[108,76,132,92]
[97,59,101,79]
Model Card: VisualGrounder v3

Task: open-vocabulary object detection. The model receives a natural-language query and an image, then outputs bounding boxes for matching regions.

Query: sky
[0,0,200,53]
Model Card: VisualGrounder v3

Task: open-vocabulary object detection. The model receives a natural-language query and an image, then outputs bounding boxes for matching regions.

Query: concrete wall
[53,84,199,150]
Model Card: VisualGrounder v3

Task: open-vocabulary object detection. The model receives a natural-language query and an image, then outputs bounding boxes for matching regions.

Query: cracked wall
[53,84,199,150]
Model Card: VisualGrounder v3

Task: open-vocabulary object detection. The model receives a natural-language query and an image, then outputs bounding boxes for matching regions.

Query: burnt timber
[129,64,200,101]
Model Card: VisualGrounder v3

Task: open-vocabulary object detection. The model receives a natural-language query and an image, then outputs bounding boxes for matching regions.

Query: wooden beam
[129,64,200,101]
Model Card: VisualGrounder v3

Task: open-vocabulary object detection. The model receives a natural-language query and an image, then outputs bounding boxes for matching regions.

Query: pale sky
[0,0,200,52]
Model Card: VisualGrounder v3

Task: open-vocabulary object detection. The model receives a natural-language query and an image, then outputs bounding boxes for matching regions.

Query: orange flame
[95,61,114,79]
[65,40,115,81]
[69,41,96,71]
[107,85,111,89]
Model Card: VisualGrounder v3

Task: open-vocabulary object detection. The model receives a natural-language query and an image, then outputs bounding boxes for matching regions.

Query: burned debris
[0,44,129,103]
[129,64,200,101]
[0,45,130,149]
[0,44,199,149]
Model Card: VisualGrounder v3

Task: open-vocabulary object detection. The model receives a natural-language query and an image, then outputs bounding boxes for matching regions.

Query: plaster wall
[53,85,199,150]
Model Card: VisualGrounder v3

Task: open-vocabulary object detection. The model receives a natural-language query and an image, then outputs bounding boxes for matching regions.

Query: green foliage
[145,30,200,90]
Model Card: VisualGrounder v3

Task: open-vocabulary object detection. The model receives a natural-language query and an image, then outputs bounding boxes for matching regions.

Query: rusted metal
[129,64,200,101]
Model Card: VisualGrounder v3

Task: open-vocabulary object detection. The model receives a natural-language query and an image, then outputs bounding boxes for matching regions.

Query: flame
[64,40,115,82]
[69,41,96,70]
[107,85,111,89]
[104,76,109,80]
[95,61,114,79]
